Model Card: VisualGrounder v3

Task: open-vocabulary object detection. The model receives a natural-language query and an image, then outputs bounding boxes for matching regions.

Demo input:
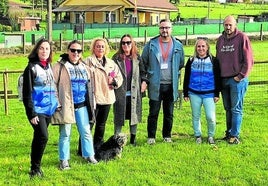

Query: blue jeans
[59,106,94,160]
[147,84,174,138]
[221,77,248,137]
[189,93,216,137]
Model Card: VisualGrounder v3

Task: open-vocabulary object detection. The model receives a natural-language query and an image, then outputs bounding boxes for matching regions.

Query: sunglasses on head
[121,41,132,45]
[69,48,83,53]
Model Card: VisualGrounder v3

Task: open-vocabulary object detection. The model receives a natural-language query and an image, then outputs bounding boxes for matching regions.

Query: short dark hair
[159,19,171,24]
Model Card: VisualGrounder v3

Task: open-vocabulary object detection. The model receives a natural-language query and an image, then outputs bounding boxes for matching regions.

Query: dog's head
[113,133,127,147]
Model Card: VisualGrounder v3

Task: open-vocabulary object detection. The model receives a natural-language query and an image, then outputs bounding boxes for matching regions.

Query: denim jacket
[141,35,185,101]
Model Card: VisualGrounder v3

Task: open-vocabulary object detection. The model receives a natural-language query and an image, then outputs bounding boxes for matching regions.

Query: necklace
[159,37,172,63]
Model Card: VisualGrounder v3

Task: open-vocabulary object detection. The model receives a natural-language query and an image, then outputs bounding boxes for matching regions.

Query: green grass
[174,0,268,19]
[1,87,268,185]
[1,1,268,184]
[0,40,268,185]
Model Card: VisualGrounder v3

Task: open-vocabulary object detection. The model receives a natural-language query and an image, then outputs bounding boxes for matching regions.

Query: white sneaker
[163,137,172,143]
[59,160,70,170]
[208,137,215,145]
[87,156,98,164]
[147,138,156,145]
[196,137,202,144]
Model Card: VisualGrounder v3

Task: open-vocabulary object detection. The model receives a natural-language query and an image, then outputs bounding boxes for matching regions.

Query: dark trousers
[93,104,111,150]
[147,84,174,138]
[30,115,50,171]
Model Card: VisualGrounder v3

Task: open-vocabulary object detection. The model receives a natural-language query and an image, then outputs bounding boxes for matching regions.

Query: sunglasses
[121,41,132,45]
[69,48,82,53]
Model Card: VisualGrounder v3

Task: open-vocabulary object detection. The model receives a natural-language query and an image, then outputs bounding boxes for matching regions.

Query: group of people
[22,15,253,178]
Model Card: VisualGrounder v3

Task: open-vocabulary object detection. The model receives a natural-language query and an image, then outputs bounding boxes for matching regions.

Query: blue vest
[32,64,58,116]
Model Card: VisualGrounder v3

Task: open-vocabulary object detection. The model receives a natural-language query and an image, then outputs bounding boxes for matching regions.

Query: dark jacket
[183,55,221,98]
[216,28,254,80]
[112,53,147,126]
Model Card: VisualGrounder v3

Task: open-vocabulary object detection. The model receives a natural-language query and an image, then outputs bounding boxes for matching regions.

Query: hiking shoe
[147,138,156,145]
[29,169,43,178]
[222,135,230,141]
[163,137,173,143]
[87,156,98,164]
[196,136,202,144]
[208,137,215,145]
[59,160,70,170]
[228,137,240,144]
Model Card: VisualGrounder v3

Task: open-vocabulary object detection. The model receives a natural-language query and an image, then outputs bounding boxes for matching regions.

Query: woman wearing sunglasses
[52,40,97,171]
[112,34,148,146]
[85,38,123,151]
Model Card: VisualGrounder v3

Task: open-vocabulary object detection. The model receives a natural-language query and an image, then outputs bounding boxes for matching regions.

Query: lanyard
[159,37,172,63]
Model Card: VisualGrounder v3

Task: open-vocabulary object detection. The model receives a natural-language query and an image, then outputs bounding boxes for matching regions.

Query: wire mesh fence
[1,63,267,115]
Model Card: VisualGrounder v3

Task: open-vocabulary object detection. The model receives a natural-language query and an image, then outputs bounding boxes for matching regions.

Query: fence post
[22,34,26,55]
[185,28,188,46]
[219,14,222,33]
[3,69,8,115]
[144,30,147,45]
[31,34,36,45]
[260,23,263,41]
[59,33,62,51]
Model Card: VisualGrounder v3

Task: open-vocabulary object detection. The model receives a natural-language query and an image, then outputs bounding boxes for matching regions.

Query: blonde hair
[90,38,110,56]
[193,38,211,58]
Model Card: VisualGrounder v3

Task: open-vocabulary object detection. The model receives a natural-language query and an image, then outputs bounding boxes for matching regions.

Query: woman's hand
[141,81,147,93]
[30,116,39,125]
[214,97,220,103]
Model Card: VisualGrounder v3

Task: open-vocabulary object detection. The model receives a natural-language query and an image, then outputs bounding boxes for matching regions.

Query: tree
[0,0,9,16]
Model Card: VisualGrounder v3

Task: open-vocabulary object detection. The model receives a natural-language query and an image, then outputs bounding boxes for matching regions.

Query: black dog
[95,133,127,161]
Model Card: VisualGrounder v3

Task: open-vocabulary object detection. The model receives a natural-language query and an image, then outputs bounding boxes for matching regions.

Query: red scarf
[40,60,48,67]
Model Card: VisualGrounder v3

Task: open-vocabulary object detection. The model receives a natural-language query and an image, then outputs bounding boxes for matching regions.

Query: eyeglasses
[121,41,132,45]
[159,27,171,30]
[69,48,82,53]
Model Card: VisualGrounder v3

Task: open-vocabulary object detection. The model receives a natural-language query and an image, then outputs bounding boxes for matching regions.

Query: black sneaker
[228,137,240,144]
[29,169,43,178]
[222,135,230,141]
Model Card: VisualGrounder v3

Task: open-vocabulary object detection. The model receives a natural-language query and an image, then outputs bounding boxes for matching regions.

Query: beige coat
[85,54,123,105]
[51,56,95,124]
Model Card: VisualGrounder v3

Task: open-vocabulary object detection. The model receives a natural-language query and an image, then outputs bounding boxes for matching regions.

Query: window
[75,13,84,24]
[105,12,116,23]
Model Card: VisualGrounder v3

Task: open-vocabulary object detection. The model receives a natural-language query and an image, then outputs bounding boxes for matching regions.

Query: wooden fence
[0,70,23,115]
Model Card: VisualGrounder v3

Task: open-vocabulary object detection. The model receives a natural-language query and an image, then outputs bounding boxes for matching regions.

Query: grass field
[0,40,268,185]
[1,1,268,185]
